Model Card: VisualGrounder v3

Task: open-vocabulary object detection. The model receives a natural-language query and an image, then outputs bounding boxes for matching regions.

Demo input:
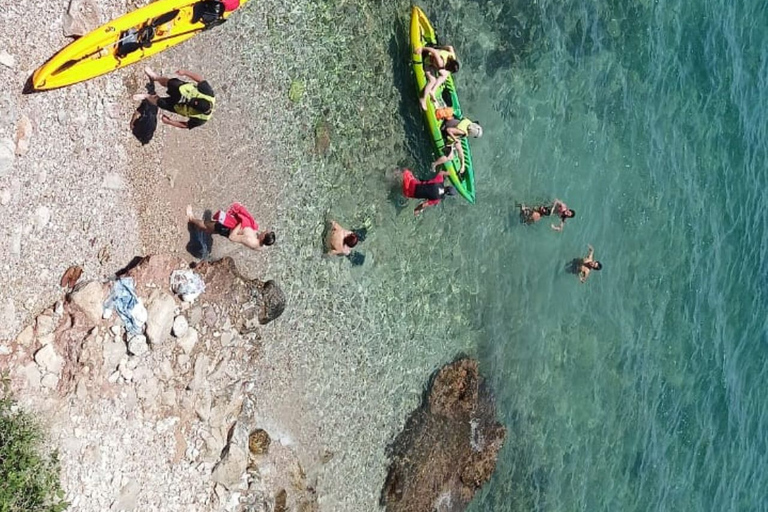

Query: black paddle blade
[152,9,180,27]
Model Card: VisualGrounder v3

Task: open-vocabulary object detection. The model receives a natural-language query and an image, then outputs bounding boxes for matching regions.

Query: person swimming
[519,204,552,224]
[551,199,575,231]
[567,245,602,283]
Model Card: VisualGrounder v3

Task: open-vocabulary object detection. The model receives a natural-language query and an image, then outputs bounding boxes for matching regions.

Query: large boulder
[381,358,506,512]
[193,258,286,329]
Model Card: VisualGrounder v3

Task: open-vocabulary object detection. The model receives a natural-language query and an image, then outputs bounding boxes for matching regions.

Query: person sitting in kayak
[430,139,466,176]
[186,204,275,250]
[133,67,215,130]
[414,45,460,111]
[443,116,483,141]
[519,204,552,224]
[551,198,576,231]
[401,168,457,216]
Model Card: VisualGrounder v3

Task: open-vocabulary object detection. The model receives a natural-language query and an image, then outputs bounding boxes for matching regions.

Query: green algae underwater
[227,0,768,510]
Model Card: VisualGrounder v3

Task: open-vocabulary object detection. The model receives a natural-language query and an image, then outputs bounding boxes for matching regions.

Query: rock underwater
[381,358,506,512]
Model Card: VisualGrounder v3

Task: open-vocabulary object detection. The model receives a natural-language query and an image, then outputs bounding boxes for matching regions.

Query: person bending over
[401,168,457,216]
[133,67,215,130]
[326,220,359,256]
[186,204,275,250]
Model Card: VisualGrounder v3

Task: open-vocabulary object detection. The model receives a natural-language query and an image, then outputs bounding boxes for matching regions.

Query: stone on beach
[145,290,176,345]
[15,115,33,157]
[0,50,14,68]
[69,281,106,325]
[62,0,100,37]
[0,138,15,176]
[35,344,64,375]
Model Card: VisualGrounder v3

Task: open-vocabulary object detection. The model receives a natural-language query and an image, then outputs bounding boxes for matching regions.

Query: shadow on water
[185,209,214,260]
[388,17,439,174]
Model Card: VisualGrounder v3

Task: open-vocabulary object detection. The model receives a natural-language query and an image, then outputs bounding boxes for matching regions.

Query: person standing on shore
[133,67,215,130]
[186,204,275,250]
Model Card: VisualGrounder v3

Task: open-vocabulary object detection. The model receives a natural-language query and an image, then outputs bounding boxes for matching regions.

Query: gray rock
[178,327,198,354]
[172,315,189,338]
[35,344,64,374]
[0,138,14,177]
[38,333,55,346]
[63,0,100,37]
[19,363,41,389]
[145,291,176,345]
[0,344,10,356]
[187,354,209,391]
[101,173,125,190]
[0,50,14,68]
[127,335,148,357]
[70,281,105,325]
[113,479,140,511]
[41,373,59,389]
[103,339,127,372]
[36,314,56,336]
[16,325,34,347]
[211,439,248,490]
[34,206,51,229]
[0,188,10,206]
[14,115,32,157]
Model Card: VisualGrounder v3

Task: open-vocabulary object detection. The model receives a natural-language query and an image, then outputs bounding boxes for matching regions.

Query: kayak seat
[192,1,226,28]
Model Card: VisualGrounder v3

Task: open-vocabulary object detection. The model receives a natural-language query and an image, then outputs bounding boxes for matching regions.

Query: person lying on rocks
[187,204,275,250]
[133,67,215,129]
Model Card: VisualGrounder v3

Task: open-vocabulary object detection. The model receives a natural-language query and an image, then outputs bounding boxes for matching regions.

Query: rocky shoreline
[0,253,322,511]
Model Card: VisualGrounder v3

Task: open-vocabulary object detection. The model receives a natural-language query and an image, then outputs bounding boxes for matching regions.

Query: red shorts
[402,170,417,198]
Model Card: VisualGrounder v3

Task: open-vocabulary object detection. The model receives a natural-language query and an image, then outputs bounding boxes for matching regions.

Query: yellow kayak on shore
[29,0,247,91]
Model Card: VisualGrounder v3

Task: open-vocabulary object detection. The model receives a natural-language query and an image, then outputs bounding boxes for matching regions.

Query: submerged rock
[381,358,506,512]
[248,429,271,455]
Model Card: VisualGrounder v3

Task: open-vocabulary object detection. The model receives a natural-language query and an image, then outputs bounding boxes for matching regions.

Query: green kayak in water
[410,6,476,204]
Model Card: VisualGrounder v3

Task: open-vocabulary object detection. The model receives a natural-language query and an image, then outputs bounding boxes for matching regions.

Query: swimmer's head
[343,233,359,248]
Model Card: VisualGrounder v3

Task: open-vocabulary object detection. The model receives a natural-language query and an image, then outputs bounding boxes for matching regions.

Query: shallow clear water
[232,0,768,509]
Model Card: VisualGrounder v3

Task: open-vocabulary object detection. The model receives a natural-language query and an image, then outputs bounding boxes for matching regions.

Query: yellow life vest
[174,83,216,121]
[438,48,456,65]
[456,118,473,135]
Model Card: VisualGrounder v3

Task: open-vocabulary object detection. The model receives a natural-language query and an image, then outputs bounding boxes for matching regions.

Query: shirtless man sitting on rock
[187,204,275,250]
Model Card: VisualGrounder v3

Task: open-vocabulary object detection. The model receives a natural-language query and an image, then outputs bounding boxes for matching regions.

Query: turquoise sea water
[228,0,768,509]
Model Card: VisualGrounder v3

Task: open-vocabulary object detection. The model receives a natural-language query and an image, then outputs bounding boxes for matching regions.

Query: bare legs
[420,71,439,111]
[186,205,216,234]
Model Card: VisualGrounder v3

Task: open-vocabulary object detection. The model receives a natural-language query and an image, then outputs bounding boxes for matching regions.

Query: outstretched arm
[586,245,595,260]
[550,220,564,231]
[176,69,204,83]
